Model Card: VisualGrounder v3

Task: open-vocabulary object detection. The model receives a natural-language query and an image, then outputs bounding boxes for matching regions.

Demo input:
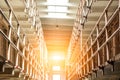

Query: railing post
[17,37,19,49]
[22,58,25,72]
[98,52,100,66]
[105,10,108,25]
[7,42,11,61]
[22,47,25,71]
[96,26,100,67]
[26,54,29,75]
[105,26,110,61]
[91,58,94,71]
[8,27,12,40]
[90,48,93,73]
[9,9,12,25]
[15,53,19,68]
[17,24,20,36]
[96,24,99,37]
[118,0,120,29]
[17,24,20,50]
[23,34,26,45]
[7,26,12,61]
[96,25,99,51]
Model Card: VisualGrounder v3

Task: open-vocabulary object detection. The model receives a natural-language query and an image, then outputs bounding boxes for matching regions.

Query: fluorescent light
[48,6,55,12]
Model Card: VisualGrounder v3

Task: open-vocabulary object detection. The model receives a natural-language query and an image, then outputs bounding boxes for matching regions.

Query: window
[47,0,69,18]
[48,6,67,12]
[53,74,60,80]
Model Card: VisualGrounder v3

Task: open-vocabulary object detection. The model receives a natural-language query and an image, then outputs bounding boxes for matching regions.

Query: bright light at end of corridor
[52,55,64,60]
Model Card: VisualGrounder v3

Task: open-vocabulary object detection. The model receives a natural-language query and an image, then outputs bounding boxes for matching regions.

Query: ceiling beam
[39,9,76,14]
[91,6,117,12]
[39,15,75,19]
[1,8,77,15]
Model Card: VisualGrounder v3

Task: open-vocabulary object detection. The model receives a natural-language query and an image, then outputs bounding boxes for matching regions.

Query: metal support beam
[118,0,120,27]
